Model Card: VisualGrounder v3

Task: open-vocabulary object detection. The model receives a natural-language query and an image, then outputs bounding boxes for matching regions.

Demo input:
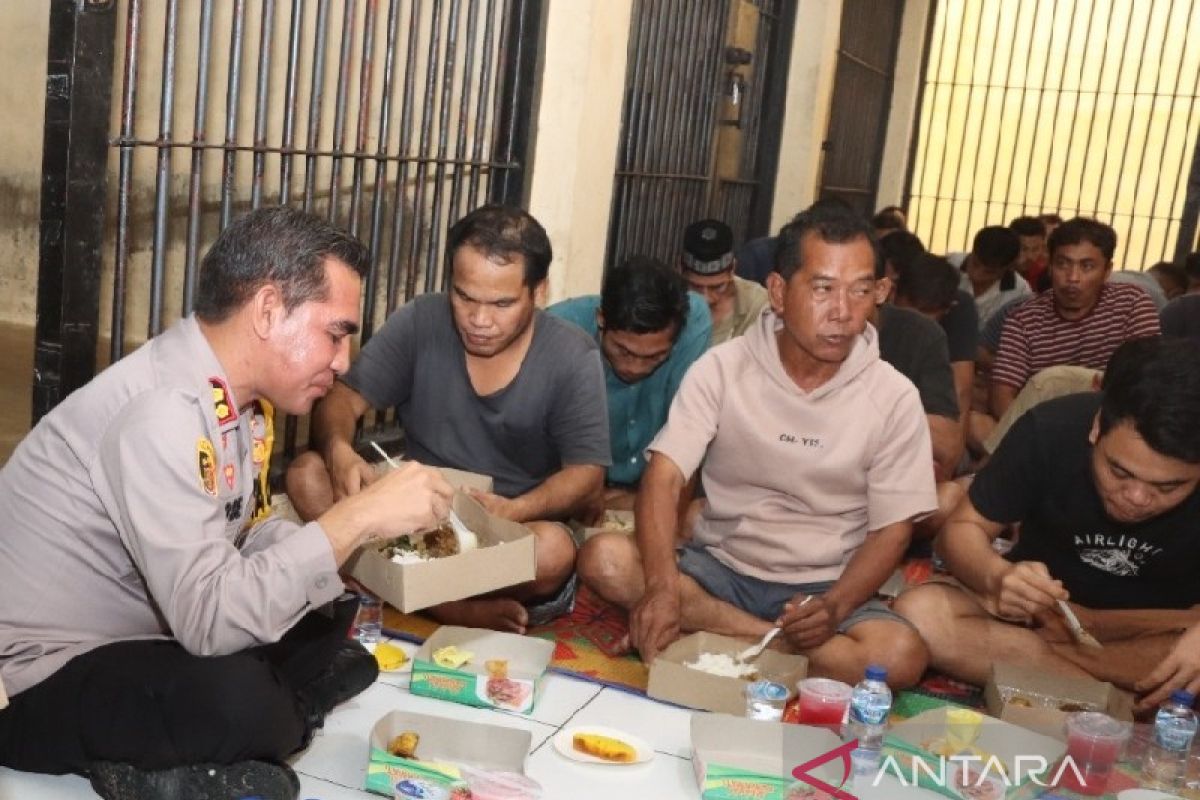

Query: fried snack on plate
[572,732,636,763]
[387,731,420,759]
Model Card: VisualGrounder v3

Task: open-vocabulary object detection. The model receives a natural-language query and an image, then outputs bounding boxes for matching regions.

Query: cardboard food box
[692,713,844,800]
[346,490,536,613]
[365,709,532,796]
[984,662,1134,741]
[885,707,1067,800]
[410,626,554,715]
[573,508,636,541]
[647,631,807,716]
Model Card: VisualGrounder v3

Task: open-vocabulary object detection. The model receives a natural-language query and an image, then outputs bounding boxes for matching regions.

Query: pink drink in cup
[796,678,853,733]
[1058,712,1131,796]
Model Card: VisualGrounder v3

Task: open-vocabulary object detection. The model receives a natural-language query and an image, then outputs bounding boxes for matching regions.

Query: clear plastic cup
[1059,711,1131,796]
[354,594,383,646]
[796,677,853,733]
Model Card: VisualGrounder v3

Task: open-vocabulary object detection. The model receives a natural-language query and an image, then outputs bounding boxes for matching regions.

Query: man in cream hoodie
[578,201,937,688]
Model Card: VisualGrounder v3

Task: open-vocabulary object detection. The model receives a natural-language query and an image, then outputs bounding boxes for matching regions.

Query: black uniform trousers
[0,595,357,776]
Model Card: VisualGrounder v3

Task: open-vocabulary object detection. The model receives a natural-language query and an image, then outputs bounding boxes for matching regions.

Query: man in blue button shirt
[550,256,710,507]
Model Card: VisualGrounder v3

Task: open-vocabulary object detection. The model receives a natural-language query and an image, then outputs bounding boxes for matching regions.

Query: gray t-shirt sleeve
[340,299,421,408]
[546,342,611,467]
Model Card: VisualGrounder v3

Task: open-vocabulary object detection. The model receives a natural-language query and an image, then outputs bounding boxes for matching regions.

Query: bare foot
[428,598,529,634]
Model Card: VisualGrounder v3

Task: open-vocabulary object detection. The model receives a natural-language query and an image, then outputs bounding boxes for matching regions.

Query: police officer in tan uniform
[0,208,453,800]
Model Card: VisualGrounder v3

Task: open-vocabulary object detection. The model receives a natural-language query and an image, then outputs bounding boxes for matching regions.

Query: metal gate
[605,0,795,268]
[906,0,1200,269]
[34,0,542,434]
[817,0,905,216]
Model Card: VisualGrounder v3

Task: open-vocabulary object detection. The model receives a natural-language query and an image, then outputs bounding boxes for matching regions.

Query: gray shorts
[524,522,578,627]
[676,542,911,632]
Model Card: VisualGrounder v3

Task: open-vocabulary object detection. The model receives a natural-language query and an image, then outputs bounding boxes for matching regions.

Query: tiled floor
[0,638,949,800]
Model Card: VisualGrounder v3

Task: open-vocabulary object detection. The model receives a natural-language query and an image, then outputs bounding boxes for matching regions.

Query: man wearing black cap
[681,219,768,347]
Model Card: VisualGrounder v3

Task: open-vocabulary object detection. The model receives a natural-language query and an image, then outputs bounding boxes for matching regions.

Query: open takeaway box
[364,709,531,796]
[983,662,1134,741]
[410,625,554,715]
[692,713,846,800]
[648,631,807,715]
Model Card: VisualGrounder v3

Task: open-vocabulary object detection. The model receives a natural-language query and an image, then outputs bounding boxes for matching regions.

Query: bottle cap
[1170,689,1196,707]
[864,665,888,682]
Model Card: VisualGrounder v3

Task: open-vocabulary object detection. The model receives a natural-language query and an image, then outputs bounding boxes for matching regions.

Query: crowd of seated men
[2,197,1199,799]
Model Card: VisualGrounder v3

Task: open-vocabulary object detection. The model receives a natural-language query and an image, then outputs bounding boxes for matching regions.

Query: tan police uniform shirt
[0,316,342,697]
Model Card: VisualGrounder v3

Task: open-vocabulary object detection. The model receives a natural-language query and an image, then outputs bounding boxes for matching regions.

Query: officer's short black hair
[1048,217,1117,262]
[446,204,552,289]
[195,206,370,323]
[971,226,1021,270]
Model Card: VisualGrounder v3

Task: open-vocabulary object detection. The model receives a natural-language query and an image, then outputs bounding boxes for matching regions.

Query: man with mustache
[578,201,936,688]
[0,207,454,799]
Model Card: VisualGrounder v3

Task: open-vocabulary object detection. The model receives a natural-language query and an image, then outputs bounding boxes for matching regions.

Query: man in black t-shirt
[896,337,1200,710]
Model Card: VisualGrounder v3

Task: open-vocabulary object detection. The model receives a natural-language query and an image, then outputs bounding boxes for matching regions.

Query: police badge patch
[197,438,218,496]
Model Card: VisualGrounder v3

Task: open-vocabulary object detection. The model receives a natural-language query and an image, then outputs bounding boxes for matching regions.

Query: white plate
[1117,790,1184,800]
[553,726,654,765]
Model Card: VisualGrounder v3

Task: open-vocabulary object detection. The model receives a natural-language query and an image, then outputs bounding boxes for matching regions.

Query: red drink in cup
[1058,712,1130,796]
[796,678,853,733]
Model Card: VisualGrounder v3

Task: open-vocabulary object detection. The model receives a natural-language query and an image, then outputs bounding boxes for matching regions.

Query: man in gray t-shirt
[288,205,610,633]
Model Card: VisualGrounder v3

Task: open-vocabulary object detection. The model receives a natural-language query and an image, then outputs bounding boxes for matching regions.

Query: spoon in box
[369,442,476,552]
[736,596,813,662]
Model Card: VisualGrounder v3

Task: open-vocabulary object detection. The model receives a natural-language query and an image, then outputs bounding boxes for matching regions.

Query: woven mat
[382,583,650,693]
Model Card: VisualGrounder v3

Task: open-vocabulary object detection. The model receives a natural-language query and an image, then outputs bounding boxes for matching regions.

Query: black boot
[297,638,378,724]
[89,759,299,800]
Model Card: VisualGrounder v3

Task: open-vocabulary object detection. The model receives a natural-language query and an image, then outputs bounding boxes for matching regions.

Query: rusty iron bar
[250,0,277,210]
[327,0,358,224]
[148,0,179,337]
[347,0,378,239]
[182,0,215,316]
[410,0,445,296]
[428,0,462,291]
[112,0,143,361]
[303,0,332,212]
[386,0,424,312]
[218,0,247,230]
[363,0,403,343]
[279,0,305,203]
[446,0,481,229]
[466,0,498,211]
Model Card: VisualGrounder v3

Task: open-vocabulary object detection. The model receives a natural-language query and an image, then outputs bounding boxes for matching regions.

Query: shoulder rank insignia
[197,438,218,496]
[209,377,238,426]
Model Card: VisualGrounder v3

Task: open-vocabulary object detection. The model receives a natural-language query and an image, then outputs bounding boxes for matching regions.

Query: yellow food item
[374,642,409,672]
[945,708,983,752]
[572,732,636,763]
[485,659,509,679]
[432,645,473,669]
[387,731,420,759]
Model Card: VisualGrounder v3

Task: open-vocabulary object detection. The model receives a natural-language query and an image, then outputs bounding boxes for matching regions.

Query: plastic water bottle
[847,665,893,780]
[1144,689,1198,789]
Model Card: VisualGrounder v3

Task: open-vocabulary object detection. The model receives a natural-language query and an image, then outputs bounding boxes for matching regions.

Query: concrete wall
[768,0,844,231]
[877,0,932,209]
[0,5,49,326]
[529,0,633,303]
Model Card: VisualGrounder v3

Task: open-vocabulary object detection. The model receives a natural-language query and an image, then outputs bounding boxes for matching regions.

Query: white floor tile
[564,687,698,758]
[0,768,96,800]
[296,772,376,799]
[526,744,696,800]
[525,672,603,728]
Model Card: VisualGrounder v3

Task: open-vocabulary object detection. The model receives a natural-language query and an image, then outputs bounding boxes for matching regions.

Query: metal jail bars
[35,0,542,455]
